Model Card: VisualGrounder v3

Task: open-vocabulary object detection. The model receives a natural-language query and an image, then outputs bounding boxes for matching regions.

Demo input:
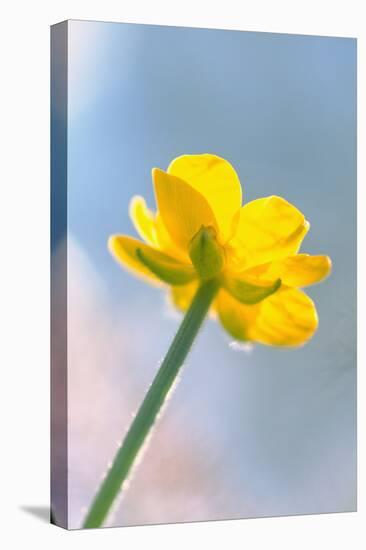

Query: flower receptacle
[189,226,225,280]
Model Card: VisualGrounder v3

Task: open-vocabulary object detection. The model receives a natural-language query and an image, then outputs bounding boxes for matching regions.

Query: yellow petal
[229,196,309,270]
[169,281,199,312]
[129,196,158,246]
[216,289,259,342]
[168,154,242,241]
[152,168,219,250]
[129,195,190,263]
[108,235,191,287]
[243,254,332,288]
[216,286,318,347]
[155,213,190,263]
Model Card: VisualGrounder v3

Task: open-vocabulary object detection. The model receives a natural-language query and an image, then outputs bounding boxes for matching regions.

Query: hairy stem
[83,278,220,528]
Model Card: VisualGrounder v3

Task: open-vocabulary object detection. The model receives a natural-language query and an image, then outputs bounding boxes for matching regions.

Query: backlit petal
[129,196,158,246]
[216,286,318,346]
[153,168,219,250]
[168,154,242,241]
[129,196,188,262]
[216,289,259,342]
[229,196,309,270]
[243,254,332,288]
[154,213,190,263]
[108,235,192,287]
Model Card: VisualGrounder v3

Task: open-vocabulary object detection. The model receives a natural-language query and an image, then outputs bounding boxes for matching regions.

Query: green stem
[83,278,220,528]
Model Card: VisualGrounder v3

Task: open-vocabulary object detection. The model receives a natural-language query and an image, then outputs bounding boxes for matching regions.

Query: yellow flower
[109,154,331,347]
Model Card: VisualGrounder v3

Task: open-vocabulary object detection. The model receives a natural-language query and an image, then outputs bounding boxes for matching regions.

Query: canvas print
[51,20,357,529]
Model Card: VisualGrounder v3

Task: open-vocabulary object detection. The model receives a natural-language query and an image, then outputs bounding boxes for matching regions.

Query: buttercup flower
[109,154,331,346]
[85,155,332,529]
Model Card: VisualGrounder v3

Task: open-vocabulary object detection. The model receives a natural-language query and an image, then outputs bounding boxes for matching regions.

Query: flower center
[188,225,225,280]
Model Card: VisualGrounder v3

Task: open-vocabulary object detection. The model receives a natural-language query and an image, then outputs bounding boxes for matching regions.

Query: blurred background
[54,20,356,528]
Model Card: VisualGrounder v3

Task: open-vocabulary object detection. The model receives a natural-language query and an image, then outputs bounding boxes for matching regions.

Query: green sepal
[136,248,196,285]
[189,226,225,280]
[223,275,281,305]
